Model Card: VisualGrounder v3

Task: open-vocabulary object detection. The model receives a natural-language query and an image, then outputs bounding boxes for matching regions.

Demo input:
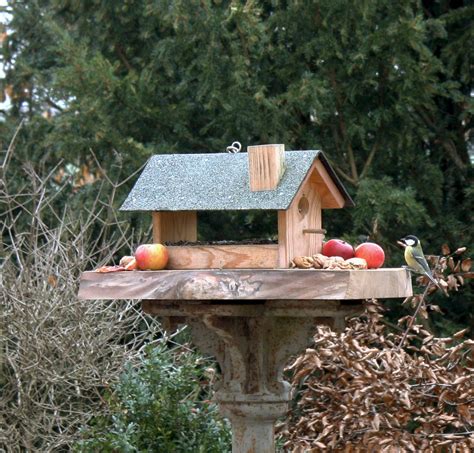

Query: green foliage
[198,210,277,241]
[352,177,430,256]
[75,343,231,453]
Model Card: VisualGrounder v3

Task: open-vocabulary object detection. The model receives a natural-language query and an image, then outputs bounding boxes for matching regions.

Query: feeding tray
[79,268,412,301]
[161,239,279,270]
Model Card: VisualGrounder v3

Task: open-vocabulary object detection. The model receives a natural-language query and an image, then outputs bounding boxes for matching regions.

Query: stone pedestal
[219,400,286,453]
[142,299,362,453]
[79,268,412,452]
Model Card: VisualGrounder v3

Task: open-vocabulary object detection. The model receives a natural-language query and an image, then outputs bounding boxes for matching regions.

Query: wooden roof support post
[152,211,197,243]
[248,144,286,191]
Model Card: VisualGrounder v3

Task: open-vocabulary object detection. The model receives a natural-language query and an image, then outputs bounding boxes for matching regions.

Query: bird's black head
[400,235,419,247]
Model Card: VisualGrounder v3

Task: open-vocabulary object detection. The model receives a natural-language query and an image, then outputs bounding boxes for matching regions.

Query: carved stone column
[188,315,323,452]
[142,299,361,453]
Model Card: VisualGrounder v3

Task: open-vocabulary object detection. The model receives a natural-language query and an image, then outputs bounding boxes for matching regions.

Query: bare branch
[329,69,359,183]
[0,119,25,175]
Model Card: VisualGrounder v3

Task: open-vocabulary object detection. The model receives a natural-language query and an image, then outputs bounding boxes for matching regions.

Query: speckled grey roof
[120,150,353,211]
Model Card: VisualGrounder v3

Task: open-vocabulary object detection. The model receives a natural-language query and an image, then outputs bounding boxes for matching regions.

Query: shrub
[280,251,474,453]
[0,135,162,451]
[74,343,231,453]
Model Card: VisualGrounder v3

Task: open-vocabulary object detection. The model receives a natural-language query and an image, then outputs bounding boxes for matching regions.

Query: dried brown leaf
[422,335,434,345]
[293,365,314,382]
[461,258,472,272]
[400,391,411,409]
[447,274,458,290]
[454,260,461,272]
[371,413,381,431]
[439,278,449,288]
[47,274,57,287]
[441,243,451,255]
[448,256,455,270]
[453,328,469,339]
[419,306,429,319]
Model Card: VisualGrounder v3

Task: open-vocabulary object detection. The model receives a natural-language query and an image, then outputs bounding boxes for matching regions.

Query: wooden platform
[78,268,412,301]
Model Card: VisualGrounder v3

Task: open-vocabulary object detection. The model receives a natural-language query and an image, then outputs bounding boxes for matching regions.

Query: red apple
[355,242,385,269]
[134,244,169,270]
[322,239,355,260]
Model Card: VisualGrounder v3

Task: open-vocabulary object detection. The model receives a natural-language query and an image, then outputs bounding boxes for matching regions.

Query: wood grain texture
[152,211,197,243]
[78,268,412,301]
[248,144,286,191]
[345,268,412,299]
[310,160,346,209]
[167,244,279,269]
[278,181,322,267]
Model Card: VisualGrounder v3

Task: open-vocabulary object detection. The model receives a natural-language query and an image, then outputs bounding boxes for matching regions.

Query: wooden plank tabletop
[78,268,412,301]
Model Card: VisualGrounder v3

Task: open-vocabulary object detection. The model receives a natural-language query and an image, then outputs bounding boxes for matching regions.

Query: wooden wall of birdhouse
[310,159,346,209]
[277,159,346,267]
[278,177,322,267]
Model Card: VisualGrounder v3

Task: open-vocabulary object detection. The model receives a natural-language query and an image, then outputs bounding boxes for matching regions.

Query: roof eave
[317,152,355,208]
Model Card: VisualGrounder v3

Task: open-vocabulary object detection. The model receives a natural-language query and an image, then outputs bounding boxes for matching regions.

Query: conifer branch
[334,165,357,186]
[360,137,380,179]
[329,69,358,183]
[114,44,133,72]
[439,138,467,170]
[416,107,467,170]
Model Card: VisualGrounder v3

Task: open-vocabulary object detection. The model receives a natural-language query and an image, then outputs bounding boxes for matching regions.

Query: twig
[114,43,133,72]
[396,283,432,350]
[45,97,64,112]
[1,119,25,174]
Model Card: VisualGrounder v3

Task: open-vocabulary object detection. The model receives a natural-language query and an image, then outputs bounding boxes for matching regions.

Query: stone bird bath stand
[79,268,412,452]
[79,142,412,451]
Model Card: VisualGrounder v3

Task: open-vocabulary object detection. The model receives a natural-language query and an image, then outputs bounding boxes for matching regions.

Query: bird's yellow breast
[404,246,418,268]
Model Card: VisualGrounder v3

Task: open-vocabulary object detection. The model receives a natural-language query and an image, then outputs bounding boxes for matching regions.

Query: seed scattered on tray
[291,254,367,270]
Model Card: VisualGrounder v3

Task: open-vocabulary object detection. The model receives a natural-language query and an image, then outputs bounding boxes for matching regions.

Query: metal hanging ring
[226,141,242,153]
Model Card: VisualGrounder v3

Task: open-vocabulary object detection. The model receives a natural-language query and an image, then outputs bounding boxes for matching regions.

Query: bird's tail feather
[425,272,440,289]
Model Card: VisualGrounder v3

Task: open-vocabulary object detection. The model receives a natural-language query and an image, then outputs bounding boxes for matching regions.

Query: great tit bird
[399,235,439,287]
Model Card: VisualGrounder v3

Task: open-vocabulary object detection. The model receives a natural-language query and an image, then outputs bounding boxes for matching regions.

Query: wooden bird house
[120,144,353,269]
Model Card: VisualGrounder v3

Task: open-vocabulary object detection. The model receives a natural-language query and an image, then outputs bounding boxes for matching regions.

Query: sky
[1,0,11,111]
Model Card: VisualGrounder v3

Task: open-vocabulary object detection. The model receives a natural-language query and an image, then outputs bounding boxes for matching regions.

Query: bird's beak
[397,239,406,248]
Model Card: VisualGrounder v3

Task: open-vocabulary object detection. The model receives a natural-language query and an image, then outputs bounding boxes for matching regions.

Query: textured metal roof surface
[120,150,352,211]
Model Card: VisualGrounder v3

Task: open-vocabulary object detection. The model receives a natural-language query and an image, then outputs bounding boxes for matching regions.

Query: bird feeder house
[120,144,353,269]
[79,144,412,453]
